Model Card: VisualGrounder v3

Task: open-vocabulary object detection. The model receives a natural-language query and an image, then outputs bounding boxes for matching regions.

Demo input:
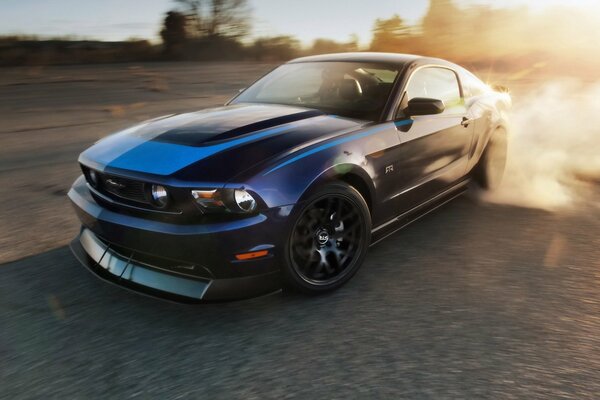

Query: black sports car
[69,52,511,302]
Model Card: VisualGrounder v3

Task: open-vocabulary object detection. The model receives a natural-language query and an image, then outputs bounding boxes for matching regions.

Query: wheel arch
[486,121,509,149]
[298,164,375,214]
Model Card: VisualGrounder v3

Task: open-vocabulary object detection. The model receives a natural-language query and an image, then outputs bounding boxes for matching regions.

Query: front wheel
[281,182,371,294]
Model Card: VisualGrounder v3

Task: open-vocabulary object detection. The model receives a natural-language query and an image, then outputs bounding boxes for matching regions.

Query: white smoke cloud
[482,79,600,210]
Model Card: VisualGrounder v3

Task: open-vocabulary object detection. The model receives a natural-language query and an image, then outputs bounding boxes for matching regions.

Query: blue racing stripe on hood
[105,123,298,176]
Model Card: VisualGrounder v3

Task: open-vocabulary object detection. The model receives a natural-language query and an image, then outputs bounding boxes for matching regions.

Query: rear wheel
[474,127,508,190]
[281,183,371,294]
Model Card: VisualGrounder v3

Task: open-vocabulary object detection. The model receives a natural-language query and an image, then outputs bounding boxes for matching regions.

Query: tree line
[1,0,598,76]
[160,0,359,61]
[161,0,600,76]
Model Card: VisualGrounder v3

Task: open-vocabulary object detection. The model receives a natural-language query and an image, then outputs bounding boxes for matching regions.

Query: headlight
[151,184,169,208]
[234,189,256,212]
[191,188,257,214]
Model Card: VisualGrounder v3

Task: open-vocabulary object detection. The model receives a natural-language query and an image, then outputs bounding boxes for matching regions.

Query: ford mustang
[68,52,511,302]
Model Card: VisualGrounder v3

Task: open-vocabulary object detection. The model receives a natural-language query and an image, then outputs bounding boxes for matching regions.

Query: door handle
[461,117,474,127]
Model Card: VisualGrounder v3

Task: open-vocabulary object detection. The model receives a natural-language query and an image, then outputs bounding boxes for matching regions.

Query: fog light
[151,184,169,208]
[88,169,98,187]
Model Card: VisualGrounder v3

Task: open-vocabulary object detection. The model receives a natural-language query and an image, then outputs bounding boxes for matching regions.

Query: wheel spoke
[321,258,335,274]
[341,210,359,223]
[290,194,364,284]
[314,261,324,273]
[342,220,361,232]
[321,197,335,222]
[332,199,343,225]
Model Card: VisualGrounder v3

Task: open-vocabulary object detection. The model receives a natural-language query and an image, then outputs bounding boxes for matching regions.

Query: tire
[474,127,508,190]
[281,182,371,294]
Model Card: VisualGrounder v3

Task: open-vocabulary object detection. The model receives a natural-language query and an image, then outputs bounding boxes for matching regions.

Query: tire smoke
[482,79,600,210]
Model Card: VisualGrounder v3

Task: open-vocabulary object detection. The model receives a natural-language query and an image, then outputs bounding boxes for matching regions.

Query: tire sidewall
[475,127,508,190]
[281,182,371,294]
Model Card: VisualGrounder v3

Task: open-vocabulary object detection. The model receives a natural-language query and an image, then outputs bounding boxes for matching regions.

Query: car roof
[288,52,456,69]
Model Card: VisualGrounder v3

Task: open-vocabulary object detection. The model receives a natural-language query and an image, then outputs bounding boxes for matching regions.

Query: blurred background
[1,0,599,76]
[1,1,600,398]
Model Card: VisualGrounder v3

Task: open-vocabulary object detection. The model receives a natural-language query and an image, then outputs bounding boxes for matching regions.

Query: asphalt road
[1,63,599,398]
[3,196,600,398]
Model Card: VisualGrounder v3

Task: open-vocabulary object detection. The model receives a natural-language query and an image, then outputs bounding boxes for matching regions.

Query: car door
[392,66,474,213]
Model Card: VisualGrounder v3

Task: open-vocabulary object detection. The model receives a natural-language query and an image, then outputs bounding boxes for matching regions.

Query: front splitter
[70,228,281,303]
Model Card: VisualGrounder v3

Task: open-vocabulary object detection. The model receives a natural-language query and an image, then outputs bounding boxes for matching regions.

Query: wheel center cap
[316,229,330,246]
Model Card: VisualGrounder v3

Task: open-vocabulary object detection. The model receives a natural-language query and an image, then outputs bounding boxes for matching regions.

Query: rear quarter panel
[466,91,511,172]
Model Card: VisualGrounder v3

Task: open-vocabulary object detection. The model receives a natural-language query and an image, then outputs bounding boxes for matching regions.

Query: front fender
[227,122,398,210]
[298,164,375,207]
[226,145,366,209]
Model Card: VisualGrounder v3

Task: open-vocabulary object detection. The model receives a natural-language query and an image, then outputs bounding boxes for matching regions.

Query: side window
[403,67,463,115]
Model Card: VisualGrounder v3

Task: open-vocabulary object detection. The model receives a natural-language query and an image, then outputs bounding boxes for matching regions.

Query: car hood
[79,103,364,181]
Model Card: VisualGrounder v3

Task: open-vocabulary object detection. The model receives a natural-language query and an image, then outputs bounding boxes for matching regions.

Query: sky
[0,0,597,44]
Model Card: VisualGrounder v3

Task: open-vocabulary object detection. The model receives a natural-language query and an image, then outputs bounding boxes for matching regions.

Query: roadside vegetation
[1,0,598,78]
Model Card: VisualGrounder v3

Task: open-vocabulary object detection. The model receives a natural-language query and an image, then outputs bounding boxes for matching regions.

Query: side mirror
[405,97,445,117]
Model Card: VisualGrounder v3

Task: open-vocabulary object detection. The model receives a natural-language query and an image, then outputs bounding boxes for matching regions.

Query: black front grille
[81,165,150,205]
[80,165,190,219]
[99,174,149,204]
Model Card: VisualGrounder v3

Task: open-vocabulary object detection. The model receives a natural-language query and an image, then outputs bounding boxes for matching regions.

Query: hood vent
[153,109,324,147]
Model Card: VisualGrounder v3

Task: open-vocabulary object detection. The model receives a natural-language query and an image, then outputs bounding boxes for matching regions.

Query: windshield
[232,61,400,121]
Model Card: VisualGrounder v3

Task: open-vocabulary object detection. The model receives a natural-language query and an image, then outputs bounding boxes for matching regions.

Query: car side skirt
[370,179,470,246]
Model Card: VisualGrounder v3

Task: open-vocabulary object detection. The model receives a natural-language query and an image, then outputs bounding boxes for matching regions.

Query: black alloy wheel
[282,182,371,294]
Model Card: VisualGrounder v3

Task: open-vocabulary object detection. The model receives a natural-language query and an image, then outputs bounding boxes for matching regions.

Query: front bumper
[68,176,290,302]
